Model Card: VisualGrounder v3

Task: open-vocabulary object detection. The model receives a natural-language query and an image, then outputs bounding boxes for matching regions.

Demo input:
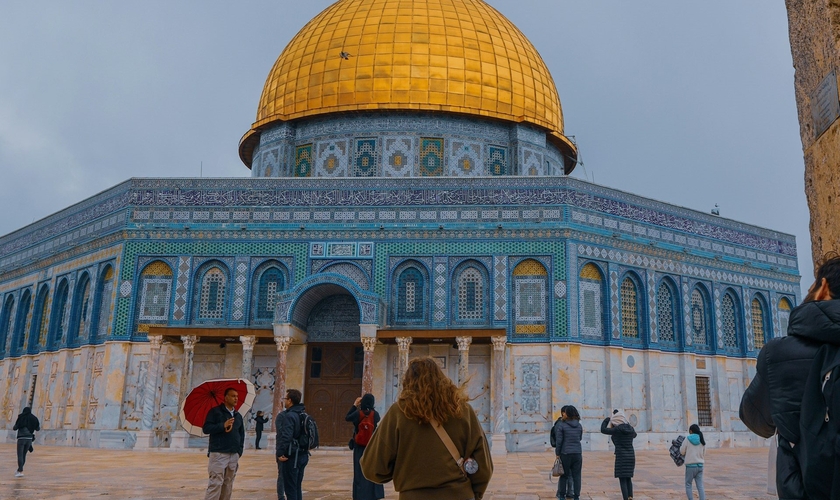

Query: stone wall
[786,0,840,263]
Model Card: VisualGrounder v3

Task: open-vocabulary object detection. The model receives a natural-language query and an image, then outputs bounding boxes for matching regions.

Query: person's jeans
[16,439,31,472]
[281,452,309,500]
[685,466,705,500]
[557,453,582,499]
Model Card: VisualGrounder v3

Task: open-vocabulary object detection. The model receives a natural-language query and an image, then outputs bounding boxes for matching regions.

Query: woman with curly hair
[360,356,493,499]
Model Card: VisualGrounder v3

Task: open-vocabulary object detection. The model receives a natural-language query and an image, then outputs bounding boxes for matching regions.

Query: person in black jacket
[739,252,840,499]
[202,387,245,500]
[276,389,309,500]
[253,411,269,450]
[554,405,583,500]
[345,393,384,500]
[13,407,40,477]
[601,410,637,500]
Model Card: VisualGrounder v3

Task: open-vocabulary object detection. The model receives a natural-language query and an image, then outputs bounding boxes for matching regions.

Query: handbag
[429,418,478,477]
[551,456,565,478]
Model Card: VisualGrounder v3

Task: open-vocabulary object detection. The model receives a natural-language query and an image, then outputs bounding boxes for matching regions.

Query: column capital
[455,336,472,351]
[147,334,163,350]
[274,336,291,352]
[491,335,507,351]
[181,335,199,351]
[395,337,412,352]
[239,335,257,351]
[361,337,377,352]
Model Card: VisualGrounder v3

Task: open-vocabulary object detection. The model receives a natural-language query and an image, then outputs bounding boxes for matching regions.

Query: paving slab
[0,444,775,499]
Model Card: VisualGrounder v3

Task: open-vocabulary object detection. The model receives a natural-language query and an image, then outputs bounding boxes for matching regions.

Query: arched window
[30,285,50,351]
[453,261,487,324]
[68,273,91,346]
[721,291,741,352]
[778,297,792,337]
[513,259,548,335]
[49,279,70,349]
[138,261,174,329]
[620,276,642,341]
[13,290,31,353]
[253,266,285,323]
[656,280,678,345]
[691,287,712,349]
[0,295,14,356]
[579,263,605,338]
[397,267,425,323]
[94,266,115,341]
[751,296,768,350]
[196,266,227,322]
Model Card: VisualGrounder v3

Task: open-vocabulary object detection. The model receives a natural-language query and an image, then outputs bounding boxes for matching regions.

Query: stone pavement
[0,444,775,499]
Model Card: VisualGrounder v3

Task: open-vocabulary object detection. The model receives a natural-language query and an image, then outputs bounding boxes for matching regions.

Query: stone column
[239,335,257,380]
[170,335,199,449]
[490,335,508,455]
[395,337,412,392]
[455,336,472,386]
[272,336,291,419]
[361,337,377,395]
[134,335,163,449]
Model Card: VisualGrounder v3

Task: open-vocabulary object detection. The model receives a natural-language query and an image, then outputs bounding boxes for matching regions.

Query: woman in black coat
[345,393,385,500]
[600,410,637,500]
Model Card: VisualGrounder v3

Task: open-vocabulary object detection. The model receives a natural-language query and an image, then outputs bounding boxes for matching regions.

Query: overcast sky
[0,1,811,290]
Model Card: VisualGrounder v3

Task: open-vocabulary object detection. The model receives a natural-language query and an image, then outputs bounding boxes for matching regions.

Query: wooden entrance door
[305,343,363,446]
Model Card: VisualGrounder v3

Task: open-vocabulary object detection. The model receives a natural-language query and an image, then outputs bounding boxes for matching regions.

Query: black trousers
[255,430,263,449]
[281,452,309,500]
[557,453,582,499]
[619,477,633,500]
[16,439,31,472]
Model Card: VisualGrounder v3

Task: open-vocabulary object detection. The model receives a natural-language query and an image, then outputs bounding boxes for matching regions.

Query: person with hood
[361,356,493,500]
[739,252,840,498]
[13,407,39,477]
[680,424,705,500]
[600,409,637,500]
[553,405,583,500]
[345,393,385,500]
[276,388,309,500]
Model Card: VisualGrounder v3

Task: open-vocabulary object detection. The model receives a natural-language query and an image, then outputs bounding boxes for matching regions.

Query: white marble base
[133,430,155,450]
[170,430,192,449]
[490,433,507,456]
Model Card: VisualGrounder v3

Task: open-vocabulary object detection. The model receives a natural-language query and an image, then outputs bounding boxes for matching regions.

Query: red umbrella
[179,378,256,437]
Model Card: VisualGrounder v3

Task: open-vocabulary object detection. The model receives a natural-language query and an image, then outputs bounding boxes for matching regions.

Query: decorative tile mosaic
[172,257,191,322]
[648,272,657,343]
[433,259,447,324]
[488,146,509,176]
[419,138,444,177]
[449,141,481,177]
[232,259,249,322]
[294,144,313,177]
[493,256,507,321]
[610,268,620,339]
[383,137,414,177]
[319,262,370,290]
[315,140,349,177]
[353,138,377,177]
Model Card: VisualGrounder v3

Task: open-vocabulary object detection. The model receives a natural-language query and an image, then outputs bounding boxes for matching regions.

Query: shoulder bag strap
[429,418,465,474]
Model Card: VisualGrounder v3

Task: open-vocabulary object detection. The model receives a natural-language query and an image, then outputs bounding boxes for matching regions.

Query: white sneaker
[14,471,23,477]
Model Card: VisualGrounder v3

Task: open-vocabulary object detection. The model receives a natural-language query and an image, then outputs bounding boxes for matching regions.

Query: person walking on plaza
[345,393,385,500]
[253,410,269,450]
[554,405,583,500]
[202,387,245,500]
[600,409,637,500]
[13,406,39,478]
[680,424,706,500]
[361,356,493,500]
[740,252,840,498]
[276,389,309,500]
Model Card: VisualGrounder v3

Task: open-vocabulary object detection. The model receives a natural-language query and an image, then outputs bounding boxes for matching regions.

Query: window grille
[199,268,226,320]
[620,278,639,339]
[0,296,14,353]
[397,267,424,321]
[140,279,171,321]
[405,281,415,313]
[691,289,708,346]
[14,292,31,351]
[35,288,50,347]
[96,267,115,338]
[256,268,284,321]
[514,260,547,334]
[656,283,676,343]
[752,298,766,350]
[695,376,713,426]
[579,263,603,338]
[458,268,483,320]
[778,298,792,337]
[721,293,739,350]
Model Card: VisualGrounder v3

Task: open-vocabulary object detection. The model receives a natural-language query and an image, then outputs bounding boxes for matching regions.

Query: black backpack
[295,412,319,451]
[798,344,840,498]
[549,417,562,448]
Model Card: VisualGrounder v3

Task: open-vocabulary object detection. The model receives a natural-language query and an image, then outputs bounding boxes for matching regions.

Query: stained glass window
[656,282,676,343]
[256,267,284,322]
[621,277,639,339]
[752,297,766,350]
[722,293,739,350]
[458,268,483,320]
[691,288,709,347]
[139,261,173,322]
[199,267,226,320]
[579,263,603,338]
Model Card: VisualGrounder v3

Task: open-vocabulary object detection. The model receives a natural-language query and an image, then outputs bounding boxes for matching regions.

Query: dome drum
[248,112,568,178]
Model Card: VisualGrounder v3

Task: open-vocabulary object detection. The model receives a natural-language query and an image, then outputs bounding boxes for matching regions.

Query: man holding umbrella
[202,387,245,500]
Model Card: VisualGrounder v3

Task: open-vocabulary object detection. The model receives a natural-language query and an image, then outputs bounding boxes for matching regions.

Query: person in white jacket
[680,424,706,500]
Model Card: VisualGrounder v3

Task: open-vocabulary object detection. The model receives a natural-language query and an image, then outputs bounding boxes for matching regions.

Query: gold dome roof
[240,0,576,168]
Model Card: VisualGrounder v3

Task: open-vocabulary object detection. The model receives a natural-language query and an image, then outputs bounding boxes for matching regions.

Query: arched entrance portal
[301,292,363,446]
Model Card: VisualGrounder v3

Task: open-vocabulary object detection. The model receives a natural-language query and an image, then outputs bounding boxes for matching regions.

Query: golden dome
[240,0,576,168]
